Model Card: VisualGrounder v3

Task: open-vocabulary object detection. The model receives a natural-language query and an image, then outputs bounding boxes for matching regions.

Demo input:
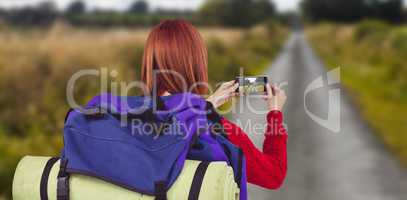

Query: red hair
[141,19,208,95]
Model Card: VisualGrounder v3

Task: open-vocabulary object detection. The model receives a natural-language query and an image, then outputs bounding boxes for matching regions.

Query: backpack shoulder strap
[205,101,222,122]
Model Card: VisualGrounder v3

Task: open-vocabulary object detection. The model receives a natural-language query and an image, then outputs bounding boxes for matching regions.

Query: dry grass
[0,23,245,73]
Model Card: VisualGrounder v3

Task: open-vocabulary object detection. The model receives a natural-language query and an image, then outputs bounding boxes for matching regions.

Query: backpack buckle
[83,107,106,119]
[57,159,70,200]
[57,176,70,200]
[154,181,167,200]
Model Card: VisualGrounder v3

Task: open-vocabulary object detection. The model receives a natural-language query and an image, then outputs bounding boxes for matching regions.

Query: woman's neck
[161,91,171,96]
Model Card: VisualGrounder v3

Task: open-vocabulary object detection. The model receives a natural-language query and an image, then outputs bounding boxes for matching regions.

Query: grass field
[306,21,407,166]
[0,21,287,199]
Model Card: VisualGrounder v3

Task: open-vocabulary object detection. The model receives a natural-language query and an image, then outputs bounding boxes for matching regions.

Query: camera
[235,76,268,95]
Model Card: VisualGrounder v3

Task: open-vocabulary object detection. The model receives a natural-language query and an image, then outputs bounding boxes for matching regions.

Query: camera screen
[236,76,268,95]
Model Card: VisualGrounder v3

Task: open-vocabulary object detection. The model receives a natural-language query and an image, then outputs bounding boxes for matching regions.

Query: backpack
[59,92,247,200]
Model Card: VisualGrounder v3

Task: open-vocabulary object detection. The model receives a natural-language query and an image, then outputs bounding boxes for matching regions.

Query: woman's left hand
[263,83,287,111]
[207,80,239,108]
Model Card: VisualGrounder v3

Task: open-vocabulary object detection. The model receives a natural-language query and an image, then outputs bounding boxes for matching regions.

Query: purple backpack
[57,92,247,200]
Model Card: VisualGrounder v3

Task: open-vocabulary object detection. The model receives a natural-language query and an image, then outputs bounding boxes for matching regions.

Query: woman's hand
[207,80,239,108]
[263,83,287,111]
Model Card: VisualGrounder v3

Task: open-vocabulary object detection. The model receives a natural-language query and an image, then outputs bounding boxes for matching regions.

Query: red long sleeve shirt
[220,110,288,189]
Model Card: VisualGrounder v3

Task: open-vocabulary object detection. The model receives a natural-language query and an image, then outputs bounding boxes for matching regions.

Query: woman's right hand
[207,80,239,108]
[263,83,287,111]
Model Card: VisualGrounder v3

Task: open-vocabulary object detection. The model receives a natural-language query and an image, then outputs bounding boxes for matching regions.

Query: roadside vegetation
[306,20,407,166]
[0,21,287,199]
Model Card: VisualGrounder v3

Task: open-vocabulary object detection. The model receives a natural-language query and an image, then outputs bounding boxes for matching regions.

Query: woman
[141,20,287,190]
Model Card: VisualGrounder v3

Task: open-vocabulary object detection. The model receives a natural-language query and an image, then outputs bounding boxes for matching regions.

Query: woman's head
[141,19,208,96]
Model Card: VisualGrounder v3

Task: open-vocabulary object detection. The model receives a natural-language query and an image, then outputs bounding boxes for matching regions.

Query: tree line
[0,0,277,28]
[0,0,404,28]
[301,0,406,23]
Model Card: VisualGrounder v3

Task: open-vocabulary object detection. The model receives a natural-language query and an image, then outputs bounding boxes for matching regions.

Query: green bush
[391,27,407,53]
[353,20,391,42]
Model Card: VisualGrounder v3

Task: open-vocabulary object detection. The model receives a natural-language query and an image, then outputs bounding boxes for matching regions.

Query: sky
[0,0,302,12]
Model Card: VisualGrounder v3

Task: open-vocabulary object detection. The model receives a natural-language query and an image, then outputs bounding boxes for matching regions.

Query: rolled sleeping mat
[13,156,240,200]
